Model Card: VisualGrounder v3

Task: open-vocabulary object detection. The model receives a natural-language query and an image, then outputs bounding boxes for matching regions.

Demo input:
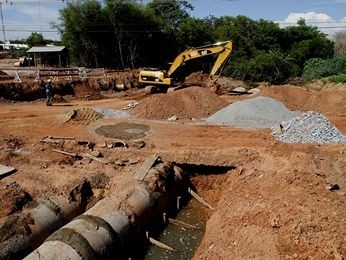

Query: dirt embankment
[0,68,345,259]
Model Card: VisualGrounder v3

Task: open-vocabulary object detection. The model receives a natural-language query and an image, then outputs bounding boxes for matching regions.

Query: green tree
[210,16,333,83]
[283,19,334,72]
[59,0,107,67]
[105,0,151,68]
[26,32,46,47]
[144,0,193,64]
[211,16,291,82]
[146,0,192,32]
[176,17,214,47]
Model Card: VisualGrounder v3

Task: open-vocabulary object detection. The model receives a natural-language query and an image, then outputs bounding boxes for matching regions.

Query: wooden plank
[82,153,110,164]
[52,149,77,157]
[146,232,176,251]
[49,136,75,140]
[40,136,75,143]
[188,188,214,210]
[0,165,17,180]
[168,218,199,229]
[133,155,159,181]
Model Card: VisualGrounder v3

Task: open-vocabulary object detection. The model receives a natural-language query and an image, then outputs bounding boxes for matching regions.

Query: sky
[1,0,346,42]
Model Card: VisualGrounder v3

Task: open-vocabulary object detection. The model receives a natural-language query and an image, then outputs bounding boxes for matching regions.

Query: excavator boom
[138,40,233,87]
[166,41,232,77]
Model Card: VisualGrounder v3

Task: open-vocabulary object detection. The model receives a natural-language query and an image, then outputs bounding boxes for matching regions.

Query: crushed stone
[204,95,345,144]
[205,96,299,128]
[271,111,346,144]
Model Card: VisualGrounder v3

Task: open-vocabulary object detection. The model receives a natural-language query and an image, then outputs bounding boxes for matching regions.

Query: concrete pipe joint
[0,196,82,259]
[24,162,189,259]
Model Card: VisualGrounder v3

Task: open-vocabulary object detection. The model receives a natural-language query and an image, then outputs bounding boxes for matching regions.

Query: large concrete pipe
[0,196,85,260]
[24,162,189,260]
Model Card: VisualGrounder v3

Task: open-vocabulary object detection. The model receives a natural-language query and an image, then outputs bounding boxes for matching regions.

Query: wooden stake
[163,212,167,223]
[177,196,181,210]
[168,218,199,229]
[188,188,214,210]
[146,232,176,251]
[82,153,110,164]
[52,149,77,157]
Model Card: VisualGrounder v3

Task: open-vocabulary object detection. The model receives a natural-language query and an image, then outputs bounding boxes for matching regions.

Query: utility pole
[0,1,6,49]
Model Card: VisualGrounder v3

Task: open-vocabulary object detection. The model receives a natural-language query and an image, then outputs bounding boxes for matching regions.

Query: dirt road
[0,76,345,259]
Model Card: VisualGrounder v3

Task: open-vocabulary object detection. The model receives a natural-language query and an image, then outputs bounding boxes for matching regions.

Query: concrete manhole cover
[95,122,150,140]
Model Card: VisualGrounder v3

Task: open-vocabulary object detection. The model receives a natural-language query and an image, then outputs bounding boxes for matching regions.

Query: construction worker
[44,79,53,106]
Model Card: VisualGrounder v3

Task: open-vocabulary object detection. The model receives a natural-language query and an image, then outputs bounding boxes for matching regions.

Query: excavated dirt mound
[183,72,249,95]
[129,86,228,120]
[0,70,139,102]
[257,85,346,115]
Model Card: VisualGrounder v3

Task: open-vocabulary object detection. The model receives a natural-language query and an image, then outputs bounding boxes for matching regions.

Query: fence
[0,67,108,83]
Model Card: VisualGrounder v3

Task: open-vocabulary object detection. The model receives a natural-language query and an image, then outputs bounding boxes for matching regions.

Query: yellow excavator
[138,40,233,89]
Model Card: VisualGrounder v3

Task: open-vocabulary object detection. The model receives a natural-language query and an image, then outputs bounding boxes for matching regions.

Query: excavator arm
[166,40,233,77]
[138,40,233,87]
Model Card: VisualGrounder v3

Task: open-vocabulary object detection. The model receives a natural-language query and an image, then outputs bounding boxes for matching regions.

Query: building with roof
[27,46,68,68]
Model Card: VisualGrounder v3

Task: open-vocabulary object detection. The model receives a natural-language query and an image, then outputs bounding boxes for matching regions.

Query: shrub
[303,55,346,81]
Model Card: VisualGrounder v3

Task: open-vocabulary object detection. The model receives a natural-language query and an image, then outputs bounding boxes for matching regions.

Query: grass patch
[328,74,346,83]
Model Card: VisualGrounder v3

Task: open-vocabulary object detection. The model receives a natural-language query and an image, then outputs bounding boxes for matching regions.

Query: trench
[142,163,234,260]
[144,198,207,260]
[1,162,233,260]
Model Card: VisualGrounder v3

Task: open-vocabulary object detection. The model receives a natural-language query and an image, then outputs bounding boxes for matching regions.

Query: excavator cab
[139,68,172,86]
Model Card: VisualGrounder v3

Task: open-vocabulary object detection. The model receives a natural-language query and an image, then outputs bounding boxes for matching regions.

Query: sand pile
[129,87,228,120]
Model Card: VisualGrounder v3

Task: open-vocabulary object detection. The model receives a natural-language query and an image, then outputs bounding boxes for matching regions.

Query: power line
[2,0,65,4]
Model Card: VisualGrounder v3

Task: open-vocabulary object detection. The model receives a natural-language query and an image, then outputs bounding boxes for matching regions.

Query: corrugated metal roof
[27,46,65,53]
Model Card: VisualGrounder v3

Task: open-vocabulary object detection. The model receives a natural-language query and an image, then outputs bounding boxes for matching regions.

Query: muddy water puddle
[144,198,207,259]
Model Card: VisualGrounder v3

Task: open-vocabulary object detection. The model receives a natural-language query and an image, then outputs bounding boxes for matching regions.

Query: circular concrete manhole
[95,122,150,140]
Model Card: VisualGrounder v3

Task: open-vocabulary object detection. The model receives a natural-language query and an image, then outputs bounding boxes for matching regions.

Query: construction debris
[52,149,77,157]
[122,101,139,110]
[40,136,75,143]
[133,155,160,181]
[82,152,110,164]
[0,165,17,179]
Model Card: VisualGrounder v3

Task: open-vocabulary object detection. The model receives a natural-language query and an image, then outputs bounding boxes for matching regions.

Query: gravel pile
[272,111,346,144]
[205,96,346,144]
[205,96,299,128]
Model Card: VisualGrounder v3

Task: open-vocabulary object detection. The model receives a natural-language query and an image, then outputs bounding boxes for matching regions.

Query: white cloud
[284,12,332,23]
[278,12,346,38]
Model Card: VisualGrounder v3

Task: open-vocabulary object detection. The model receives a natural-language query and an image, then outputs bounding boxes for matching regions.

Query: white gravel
[271,111,346,144]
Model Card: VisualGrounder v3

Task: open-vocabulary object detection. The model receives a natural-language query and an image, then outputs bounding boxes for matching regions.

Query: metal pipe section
[24,162,189,260]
